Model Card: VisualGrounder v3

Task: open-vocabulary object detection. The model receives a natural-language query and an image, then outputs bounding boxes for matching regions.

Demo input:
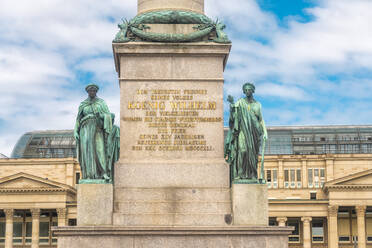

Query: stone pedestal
[112,42,232,226]
[232,184,268,226]
[77,184,113,226]
[54,226,293,248]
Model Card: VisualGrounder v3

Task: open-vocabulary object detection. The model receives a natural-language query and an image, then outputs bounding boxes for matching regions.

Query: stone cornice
[324,184,372,193]
[0,187,76,195]
[53,226,294,237]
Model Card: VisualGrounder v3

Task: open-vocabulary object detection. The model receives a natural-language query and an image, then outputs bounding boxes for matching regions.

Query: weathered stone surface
[77,184,113,226]
[54,226,293,248]
[232,184,268,226]
[138,0,204,15]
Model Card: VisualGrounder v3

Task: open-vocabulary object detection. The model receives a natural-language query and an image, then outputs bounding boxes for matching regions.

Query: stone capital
[4,209,14,218]
[301,216,312,223]
[328,205,339,216]
[57,208,67,218]
[30,208,41,218]
[355,205,367,216]
[276,217,287,222]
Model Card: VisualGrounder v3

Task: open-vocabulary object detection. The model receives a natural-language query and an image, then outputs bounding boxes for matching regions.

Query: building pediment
[324,169,372,192]
[0,172,76,194]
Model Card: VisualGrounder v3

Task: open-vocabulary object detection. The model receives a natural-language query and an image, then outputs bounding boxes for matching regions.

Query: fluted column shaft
[301,217,312,248]
[328,205,339,248]
[4,209,14,248]
[356,205,366,248]
[31,209,40,248]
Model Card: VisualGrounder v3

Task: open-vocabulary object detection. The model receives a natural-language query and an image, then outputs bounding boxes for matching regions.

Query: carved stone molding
[4,209,14,218]
[301,216,312,223]
[30,208,41,218]
[57,208,67,219]
[355,205,367,217]
[276,217,287,224]
[328,205,339,216]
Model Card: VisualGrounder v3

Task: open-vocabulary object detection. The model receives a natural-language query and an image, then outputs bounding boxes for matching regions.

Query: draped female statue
[225,82,268,183]
[74,84,113,182]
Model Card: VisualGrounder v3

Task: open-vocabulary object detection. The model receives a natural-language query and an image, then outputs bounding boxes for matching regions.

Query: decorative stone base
[77,184,113,226]
[53,226,293,248]
[232,183,268,226]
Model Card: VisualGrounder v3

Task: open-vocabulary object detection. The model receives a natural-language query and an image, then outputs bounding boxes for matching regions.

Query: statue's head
[85,84,99,99]
[242,82,255,96]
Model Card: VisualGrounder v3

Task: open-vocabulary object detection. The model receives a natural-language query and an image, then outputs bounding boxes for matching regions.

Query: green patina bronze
[74,85,120,184]
[225,83,268,185]
[113,10,230,44]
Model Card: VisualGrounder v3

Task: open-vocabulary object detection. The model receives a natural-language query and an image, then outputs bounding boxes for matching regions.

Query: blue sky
[1,0,372,156]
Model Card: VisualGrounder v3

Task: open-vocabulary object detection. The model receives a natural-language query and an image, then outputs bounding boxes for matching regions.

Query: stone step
[112,213,231,226]
[114,201,231,214]
[114,187,231,202]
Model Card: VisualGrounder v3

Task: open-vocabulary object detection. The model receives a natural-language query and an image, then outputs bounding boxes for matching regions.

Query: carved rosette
[4,209,14,218]
[328,205,339,217]
[355,205,367,217]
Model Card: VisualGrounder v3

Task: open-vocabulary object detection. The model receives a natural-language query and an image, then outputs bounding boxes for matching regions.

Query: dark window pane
[39,222,49,237]
[26,222,32,237]
[0,222,5,237]
[13,222,22,237]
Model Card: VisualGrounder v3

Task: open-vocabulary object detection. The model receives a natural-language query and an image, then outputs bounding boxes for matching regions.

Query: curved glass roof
[10,125,372,158]
[11,130,76,159]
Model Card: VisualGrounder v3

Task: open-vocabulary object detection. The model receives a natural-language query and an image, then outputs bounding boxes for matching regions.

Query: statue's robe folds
[74,98,112,180]
[225,98,263,180]
[107,124,120,180]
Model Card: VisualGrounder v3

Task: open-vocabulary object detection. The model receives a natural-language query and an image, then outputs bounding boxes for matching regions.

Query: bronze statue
[225,82,268,183]
[74,84,114,183]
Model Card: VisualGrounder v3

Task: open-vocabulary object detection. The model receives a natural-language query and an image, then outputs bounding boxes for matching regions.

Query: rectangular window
[266,170,271,182]
[272,170,278,188]
[0,222,5,244]
[284,169,289,188]
[25,222,32,244]
[13,222,23,243]
[75,172,81,185]
[288,219,300,243]
[338,210,351,242]
[39,222,50,243]
[366,211,372,243]
[312,218,324,242]
[308,168,313,187]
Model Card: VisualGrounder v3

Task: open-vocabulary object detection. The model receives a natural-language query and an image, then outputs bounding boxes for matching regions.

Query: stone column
[30,208,40,248]
[301,217,312,248]
[356,205,367,248]
[276,217,287,227]
[57,208,67,226]
[328,205,339,248]
[4,209,14,248]
[278,159,284,188]
[301,159,308,187]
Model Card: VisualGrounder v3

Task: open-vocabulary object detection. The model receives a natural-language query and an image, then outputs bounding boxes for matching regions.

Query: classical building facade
[1,126,372,247]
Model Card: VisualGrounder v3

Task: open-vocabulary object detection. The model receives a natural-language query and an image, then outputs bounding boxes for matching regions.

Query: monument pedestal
[55,226,292,248]
[232,183,268,226]
[77,184,113,226]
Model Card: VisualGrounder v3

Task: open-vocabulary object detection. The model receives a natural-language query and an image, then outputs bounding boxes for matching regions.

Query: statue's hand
[263,132,268,141]
[227,95,234,104]
[74,131,79,141]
